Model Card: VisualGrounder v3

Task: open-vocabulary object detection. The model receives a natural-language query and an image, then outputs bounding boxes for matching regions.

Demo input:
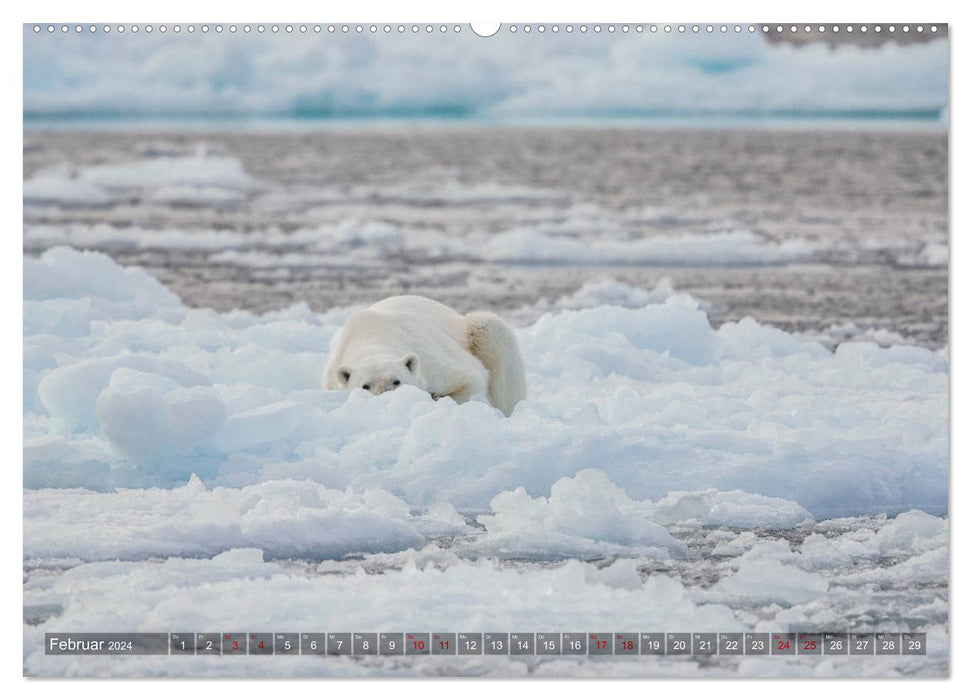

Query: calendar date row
[46,632,927,656]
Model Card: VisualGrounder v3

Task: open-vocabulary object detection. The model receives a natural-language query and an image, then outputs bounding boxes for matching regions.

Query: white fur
[323,295,526,416]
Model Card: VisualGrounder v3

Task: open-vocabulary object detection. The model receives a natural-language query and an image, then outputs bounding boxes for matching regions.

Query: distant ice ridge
[24,247,947,522]
[23,29,948,119]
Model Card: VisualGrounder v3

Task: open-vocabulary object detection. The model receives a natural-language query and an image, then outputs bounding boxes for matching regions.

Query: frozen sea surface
[22,127,948,677]
[22,247,948,677]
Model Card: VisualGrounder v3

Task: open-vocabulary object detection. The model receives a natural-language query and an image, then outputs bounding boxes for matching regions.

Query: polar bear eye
[392,380,401,386]
[362,383,371,391]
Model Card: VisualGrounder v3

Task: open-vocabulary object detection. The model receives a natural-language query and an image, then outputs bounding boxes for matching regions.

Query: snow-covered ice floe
[23,148,256,209]
[22,247,948,677]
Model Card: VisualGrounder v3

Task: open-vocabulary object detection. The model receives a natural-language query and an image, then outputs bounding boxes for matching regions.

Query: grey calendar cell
[274,633,298,656]
[614,633,638,655]
[666,633,691,656]
[484,633,509,655]
[562,633,587,655]
[771,633,796,655]
[248,633,273,655]
[510,633,534,655]
[432,633,456,655]
[327,633,352,655]
[195,632,221,655]
[379,633,404,655]
[823,633,848,655]
[222,633,247,655]
[301,633,326,655]
[170,633,195,655]
[353,633,378,655]
[589,633,612,655]
[875,633,901,655]
[850,633,874,655]
[718,633,744,656]
[693,633,717,656]
[406,633,430,655]
[640,633,665,655]
[902,633,927,656]
[537,633,561,655]
[458,633,482,655]
[744,633,769,656]
[797,633,822,655]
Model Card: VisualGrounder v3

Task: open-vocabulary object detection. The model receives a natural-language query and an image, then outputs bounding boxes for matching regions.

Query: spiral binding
[30,23,946,37]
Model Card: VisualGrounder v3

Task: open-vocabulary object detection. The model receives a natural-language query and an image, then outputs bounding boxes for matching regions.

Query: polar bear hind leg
[464,311,527,416]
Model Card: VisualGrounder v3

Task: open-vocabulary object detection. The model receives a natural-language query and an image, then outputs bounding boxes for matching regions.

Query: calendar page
[22,21,948,678]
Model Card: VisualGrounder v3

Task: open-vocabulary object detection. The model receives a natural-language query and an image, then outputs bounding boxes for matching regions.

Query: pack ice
[22,247,949,676]
[23,246,947,558]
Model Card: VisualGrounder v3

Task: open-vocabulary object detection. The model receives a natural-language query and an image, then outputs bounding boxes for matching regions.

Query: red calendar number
[777,640,790,651]
[438,640,449,650]
[803,640,817,651]
[233,641,239,650]
[596,640,608,650]
[413,640,425,651]
[622,641,634,651]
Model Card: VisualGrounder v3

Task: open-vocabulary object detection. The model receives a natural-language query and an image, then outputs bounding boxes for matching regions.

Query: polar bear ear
[402,353,419,373]
[338,367,351,384]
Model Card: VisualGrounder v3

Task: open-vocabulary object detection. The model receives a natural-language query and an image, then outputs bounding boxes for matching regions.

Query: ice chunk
[521,294,716,370]
[710,558,829,606]
[39,355,210,431]
[653,489,813,529]
[585,559,644,590]
[95,368,226,460]
[795,534,855,569]
[23,152,255,208]
[711,532,758,557]
[25,247,180,319]
[473,470,684,559]
[216,400,325,453]
[413,503,470,538]
[23,169,112,207]
[554,278,677,311]
[874,509,948,555]
[835,546,947,587]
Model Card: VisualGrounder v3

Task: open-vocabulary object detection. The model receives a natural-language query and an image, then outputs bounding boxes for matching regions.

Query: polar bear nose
[370,378,402,395]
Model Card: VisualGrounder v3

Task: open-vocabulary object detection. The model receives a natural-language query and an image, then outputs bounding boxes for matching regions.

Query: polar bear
[323,295,526,416]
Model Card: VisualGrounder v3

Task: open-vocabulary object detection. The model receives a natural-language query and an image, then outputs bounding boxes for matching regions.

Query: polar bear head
[337,353,419,395]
